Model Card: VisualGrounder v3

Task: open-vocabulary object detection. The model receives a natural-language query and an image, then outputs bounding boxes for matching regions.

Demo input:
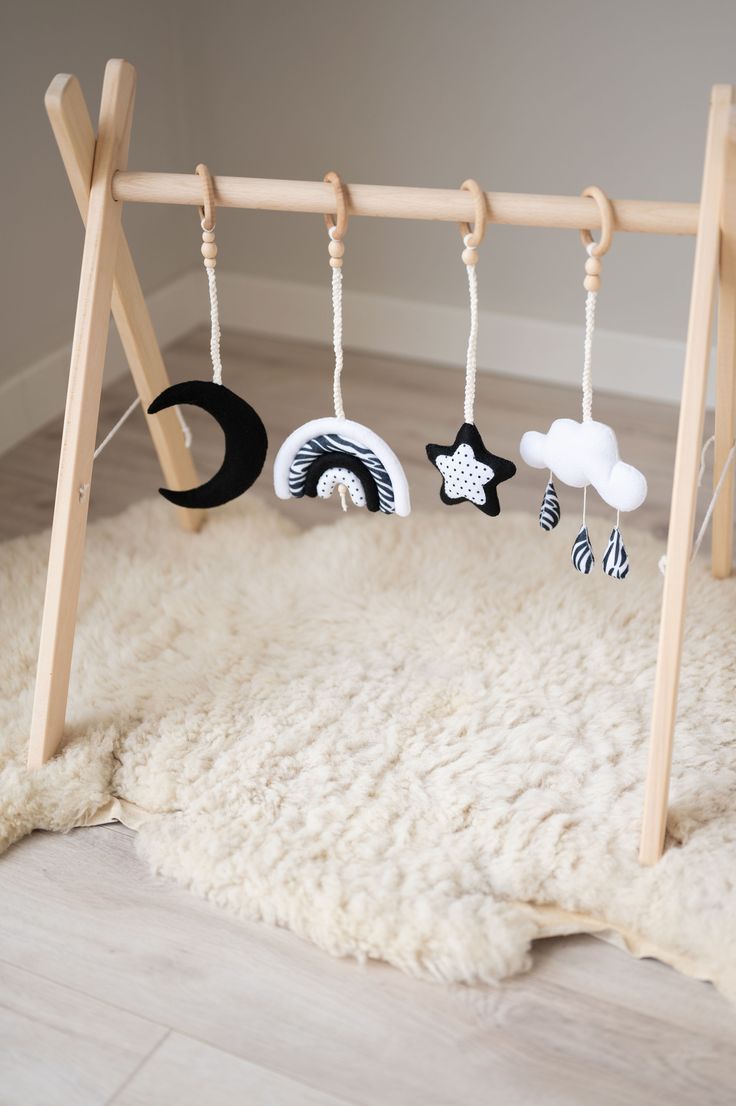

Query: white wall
[2,0,195,377]
[192,0,730,341]
[2,0,735,451]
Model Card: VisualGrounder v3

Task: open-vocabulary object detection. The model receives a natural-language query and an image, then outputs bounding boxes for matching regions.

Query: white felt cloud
[520,418,647,512]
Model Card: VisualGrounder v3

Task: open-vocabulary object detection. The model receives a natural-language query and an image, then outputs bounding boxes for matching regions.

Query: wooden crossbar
[112,173,700,235]
[27,61,736,868]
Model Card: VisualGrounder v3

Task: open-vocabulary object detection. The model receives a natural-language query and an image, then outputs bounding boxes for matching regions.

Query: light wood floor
[1,329,734,1106]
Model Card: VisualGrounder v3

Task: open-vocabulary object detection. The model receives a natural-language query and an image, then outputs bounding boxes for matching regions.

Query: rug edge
[77,801,724,998]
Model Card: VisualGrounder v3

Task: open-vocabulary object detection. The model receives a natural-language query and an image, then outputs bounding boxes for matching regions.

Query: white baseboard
[0,267,709,458]
[217,272,709,409]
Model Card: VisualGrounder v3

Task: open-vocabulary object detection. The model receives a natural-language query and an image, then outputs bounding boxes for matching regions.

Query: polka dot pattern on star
[435,444,494,505]
[426,422,517,517]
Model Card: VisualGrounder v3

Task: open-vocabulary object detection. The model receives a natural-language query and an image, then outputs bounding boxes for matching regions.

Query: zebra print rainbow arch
[273,417,411,517]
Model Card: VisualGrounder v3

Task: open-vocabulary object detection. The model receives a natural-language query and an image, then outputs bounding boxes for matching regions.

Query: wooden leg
[45,73,205,535]
[28,61,137,770]
[639,86,735,865]
[712,131,736,579]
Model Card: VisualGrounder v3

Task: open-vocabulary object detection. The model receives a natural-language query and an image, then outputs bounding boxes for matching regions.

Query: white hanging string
[691,442,736,558]
[658,435,736,574]
[81,391,145,499]
[93,395,141,460]
[175,405,192,449]
[327,225,348,511]
[463,234,479,425]
[91,392,192,462]
[206,263,223,385]
[581,243,597,423]
[696,433,714,486]
[329,226,345,421]
[166,213,224,454]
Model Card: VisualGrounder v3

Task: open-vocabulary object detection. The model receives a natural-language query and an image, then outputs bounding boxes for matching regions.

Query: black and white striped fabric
[571,525,595,574]
[288,433,396,513]
[602,526,630,579]
[538,479,561,531]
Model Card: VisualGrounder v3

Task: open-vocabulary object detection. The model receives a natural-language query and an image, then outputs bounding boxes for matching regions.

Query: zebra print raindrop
[538,478,561,531]
[602,526,630,579]
[571,525,595,574]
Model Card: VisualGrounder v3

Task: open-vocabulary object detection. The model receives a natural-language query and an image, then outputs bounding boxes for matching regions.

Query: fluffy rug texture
[1,496,735,998]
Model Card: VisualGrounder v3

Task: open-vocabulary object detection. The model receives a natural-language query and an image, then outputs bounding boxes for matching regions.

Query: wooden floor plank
[0,827,733,1106]
[520,934,736,1045]
[111,1033,352,1106]
[0,961,167,1106]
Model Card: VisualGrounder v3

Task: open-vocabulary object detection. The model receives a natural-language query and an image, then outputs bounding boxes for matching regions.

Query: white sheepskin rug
[1,497,735,999]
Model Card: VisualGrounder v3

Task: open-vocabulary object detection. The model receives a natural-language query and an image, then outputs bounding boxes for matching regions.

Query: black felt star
[426,422,516,516]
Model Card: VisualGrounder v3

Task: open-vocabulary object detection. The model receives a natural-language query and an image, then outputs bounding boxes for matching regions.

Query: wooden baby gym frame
[29,60,736,867]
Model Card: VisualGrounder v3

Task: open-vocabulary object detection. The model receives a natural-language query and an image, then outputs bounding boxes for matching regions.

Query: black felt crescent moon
[148,380,268,509]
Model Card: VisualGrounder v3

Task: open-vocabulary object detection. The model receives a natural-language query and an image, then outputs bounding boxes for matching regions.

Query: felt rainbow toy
[274,417,411,517]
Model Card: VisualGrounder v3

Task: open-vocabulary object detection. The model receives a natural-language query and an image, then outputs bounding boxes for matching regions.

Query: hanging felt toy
[148,164,268,509]
[520,186,647,577]
[274,171,411,517]
[426,179,516,516]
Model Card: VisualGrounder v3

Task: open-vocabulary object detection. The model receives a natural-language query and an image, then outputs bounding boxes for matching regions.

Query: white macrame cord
[329,226,345,421]
[93,396,141,461]
[328,226,349,511]
[79,391,190,502]
[581,243,597,423]
[463,234,479,425]
[206,263,223,386]
[659,435,736,575]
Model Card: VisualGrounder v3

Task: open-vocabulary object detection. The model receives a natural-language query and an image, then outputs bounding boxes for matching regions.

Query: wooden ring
[324,171,348,241]
[196,163,216,232]
[459,179,487,248]
[580,185,613,257]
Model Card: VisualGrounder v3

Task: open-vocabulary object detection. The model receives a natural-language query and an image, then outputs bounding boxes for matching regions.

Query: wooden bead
[462,247,478,266]
[328,239,345,258]
[583,274,601,292]
[201,242,218,259]
[585,256,602,275]
[329,257,343,268]
[202,230,216,243]
[203,257,217,269]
